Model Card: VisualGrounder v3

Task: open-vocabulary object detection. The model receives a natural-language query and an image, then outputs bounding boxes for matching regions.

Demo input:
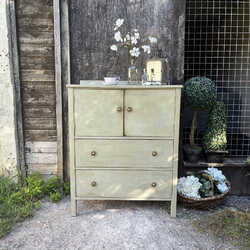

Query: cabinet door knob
[127,107,133,112]
[91,151,96,156]
[151,182,157,188]
[152,151,158,157]
[116,106,122,112]
[91,181,97,187]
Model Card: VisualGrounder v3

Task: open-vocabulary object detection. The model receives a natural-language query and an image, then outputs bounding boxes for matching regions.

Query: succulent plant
[183,77,217,146]
[203,101,227,152]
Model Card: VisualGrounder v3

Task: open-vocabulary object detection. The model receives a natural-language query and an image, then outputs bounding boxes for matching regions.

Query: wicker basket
[178,180,231,210]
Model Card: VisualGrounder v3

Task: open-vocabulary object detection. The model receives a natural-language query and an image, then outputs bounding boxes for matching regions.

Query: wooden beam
[53,0,64,180]
[8,0,26,181]
[61,0,71,180]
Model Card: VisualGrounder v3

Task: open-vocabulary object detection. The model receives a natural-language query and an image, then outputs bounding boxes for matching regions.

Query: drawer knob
[151,182,157,188]
[116,106,122,112]
[127,107,133,112]
[152,151,158,157]
[91,181,97,187]
[91,151,96,156]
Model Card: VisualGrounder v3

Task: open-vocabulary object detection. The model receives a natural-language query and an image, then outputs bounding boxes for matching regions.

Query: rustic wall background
[16,0,57,176]
[0,0,18,177]
[69,0,185,84]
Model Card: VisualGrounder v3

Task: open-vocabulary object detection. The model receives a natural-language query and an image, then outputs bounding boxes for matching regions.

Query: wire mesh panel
[185,0,250,157]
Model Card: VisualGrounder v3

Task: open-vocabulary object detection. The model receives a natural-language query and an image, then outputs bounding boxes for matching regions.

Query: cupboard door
[74,89,123,136]
[125,89,176,136]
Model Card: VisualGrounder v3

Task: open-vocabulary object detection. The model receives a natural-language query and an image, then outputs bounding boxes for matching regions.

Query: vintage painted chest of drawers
[68,81,182,217]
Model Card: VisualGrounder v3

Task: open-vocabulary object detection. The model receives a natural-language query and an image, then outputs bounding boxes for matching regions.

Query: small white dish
[104,77,117,85]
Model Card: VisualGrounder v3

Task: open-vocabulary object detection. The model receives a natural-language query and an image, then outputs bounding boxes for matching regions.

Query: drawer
[75,170,172,199]
[75,139,174,168]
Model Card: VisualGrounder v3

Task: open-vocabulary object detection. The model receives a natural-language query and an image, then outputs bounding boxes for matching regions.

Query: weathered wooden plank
[17,12,53,20]
[25,152,57,164]
[27,164,57,175]
[61,0,71,180]
[16,0,57,178]
[24,130,57,142]
[20,56,55,70]
[54,0,64,180]
[8,0,26,180]
[19,26,54,33]
[16,0,53,16]
[22,82,55,93]
[19,44,54,57]
[22,92,56,106]
[21,70,55,82]
[18,17,53,27]
[19,33,54,46]
[25,141,57,153]
[23,106,56,118]
[24,118,56,130]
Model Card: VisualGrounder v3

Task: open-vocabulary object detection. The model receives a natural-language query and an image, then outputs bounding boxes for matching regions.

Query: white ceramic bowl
[104,77,117,84]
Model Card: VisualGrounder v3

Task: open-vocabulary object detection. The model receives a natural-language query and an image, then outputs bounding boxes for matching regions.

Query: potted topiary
[202,101,228,163]
[183,77,217,163]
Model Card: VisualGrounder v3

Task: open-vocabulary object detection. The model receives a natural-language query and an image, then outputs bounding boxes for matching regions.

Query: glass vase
[128,59,140,83]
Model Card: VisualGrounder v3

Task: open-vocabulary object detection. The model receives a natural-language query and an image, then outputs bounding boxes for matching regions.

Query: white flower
[114,18,124,30]
[142,45,151,54]
[126,34,131,40]
[205,168,226,183]
[110,44,118,51]
[114,31,123,42]
[149,36,157,44]
[177,176,202,199]
[134,32,140,40]
[129,47,140,57]
[131,36,137,45]
[217,182,228,193]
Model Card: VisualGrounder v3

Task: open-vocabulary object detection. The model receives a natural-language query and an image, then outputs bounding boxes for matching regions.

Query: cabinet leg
[71,199,77,217]
[170,201,176,218]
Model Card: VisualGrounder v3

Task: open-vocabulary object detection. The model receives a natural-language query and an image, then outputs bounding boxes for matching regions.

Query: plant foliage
[0,173,70,238]
[43,176,62,195]
[183,77,217,111]
[203,101,227,152]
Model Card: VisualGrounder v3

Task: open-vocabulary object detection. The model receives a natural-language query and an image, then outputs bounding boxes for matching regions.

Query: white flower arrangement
[205,167,226,183]
[178,167,228,199]
[110,18,157,62]
[177,176,202,199]
[217,182,228,193]
[205,167,228,193]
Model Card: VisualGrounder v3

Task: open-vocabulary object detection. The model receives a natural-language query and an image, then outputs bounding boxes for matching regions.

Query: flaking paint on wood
[16,0,57,175]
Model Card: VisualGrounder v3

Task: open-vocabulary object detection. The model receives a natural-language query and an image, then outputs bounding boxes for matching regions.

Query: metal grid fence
[184,0,250,157]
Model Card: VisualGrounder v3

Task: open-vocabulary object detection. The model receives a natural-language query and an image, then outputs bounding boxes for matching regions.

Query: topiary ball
[183,77,217,110]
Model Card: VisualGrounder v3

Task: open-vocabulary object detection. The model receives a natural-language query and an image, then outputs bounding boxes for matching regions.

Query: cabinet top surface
[67,81,183,89]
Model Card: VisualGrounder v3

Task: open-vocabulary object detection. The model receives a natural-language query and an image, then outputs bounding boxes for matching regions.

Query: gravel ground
[0,196,249,250]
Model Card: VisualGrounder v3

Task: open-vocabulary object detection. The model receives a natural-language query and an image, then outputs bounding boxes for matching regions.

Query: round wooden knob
[152,151,158,157]
[116,106,122,112]
[151,182,157,188]
[91,151,96,156]
[127,107,133,112]
[91,181,97,187]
